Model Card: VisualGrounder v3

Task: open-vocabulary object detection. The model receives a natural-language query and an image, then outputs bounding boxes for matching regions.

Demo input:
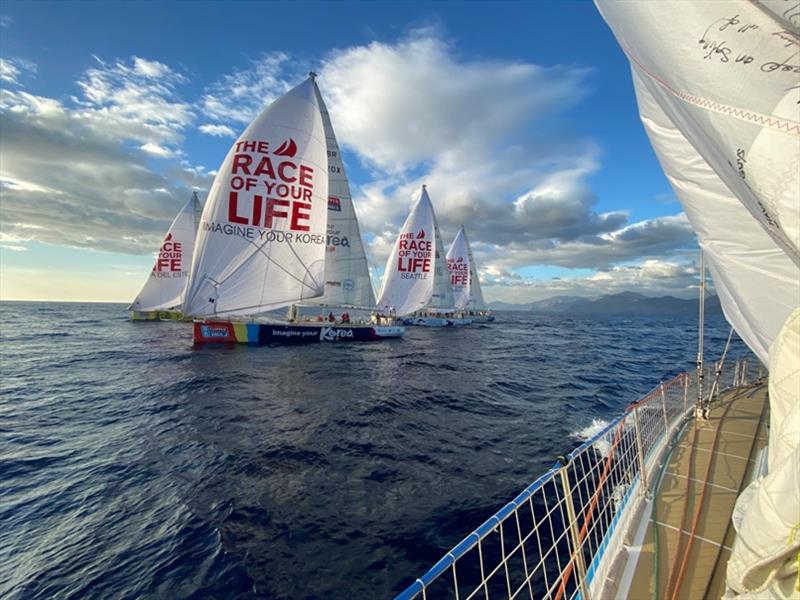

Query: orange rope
[668,391,740,600]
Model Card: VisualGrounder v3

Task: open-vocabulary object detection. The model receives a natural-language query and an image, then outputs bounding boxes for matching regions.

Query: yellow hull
[130,310,190,322]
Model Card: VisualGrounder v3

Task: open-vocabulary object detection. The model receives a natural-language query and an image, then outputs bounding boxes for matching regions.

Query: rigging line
[211,233,317,293]
[282,235,322,292]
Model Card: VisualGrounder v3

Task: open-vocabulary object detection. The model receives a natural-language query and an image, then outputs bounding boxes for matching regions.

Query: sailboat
[377,185,471,327]
[128,192,200,321]
[446,226,494,322]
[184,74,404,345]
[395,3,798,599]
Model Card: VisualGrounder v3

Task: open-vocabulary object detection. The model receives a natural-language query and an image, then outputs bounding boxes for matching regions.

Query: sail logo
[274,138,298,157]
[226,138,317,235]
[320,327,354,341]
[328,196,342,211]
[153,233,183,274]
[342,279,355,291]
[397,230,431,278]
[447,257,469,286]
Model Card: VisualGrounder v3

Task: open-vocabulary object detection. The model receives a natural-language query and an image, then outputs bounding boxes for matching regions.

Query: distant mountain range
[489,292,723,316]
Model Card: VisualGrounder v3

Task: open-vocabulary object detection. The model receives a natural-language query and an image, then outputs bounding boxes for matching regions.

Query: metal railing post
[559,464,590,600]
[632,406,648,494]
[683,374,689,414]
[660,383,669,432]
[733,359,740,388]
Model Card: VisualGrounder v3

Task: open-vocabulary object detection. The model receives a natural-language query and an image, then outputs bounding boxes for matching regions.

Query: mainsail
[376,186,436,316]
[183,77,328,318]
[597,2,800,597]
[428,209,455,310]
[463,228,486,311]
[310,77,376,308]
[128,192,200,312]
[446,227,470,310]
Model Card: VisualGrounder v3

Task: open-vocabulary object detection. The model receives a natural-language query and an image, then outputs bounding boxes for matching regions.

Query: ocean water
[0,302,751,599]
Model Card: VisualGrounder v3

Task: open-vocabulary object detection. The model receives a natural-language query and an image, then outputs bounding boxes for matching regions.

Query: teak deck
[625,383,769,600]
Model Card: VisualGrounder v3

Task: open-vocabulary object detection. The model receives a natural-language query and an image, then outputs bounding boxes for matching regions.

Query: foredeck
[624,383,769,600]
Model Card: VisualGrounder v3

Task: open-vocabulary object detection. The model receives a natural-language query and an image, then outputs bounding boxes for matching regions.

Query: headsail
[376,186,436,316]
[128,192,200,312]
[596,1,800,365]
[183,77,328,318]
[446,227,470,310]
[310,77,376,308]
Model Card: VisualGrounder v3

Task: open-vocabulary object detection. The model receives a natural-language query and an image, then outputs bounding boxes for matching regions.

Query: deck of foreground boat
[622,382,769,599]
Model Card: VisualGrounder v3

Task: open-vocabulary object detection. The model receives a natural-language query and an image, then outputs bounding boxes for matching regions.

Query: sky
[0,1,703,304]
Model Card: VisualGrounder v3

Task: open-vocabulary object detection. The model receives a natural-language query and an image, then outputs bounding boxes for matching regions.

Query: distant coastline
[490,291,722,316]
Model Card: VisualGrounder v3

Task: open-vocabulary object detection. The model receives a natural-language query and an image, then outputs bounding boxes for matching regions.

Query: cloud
[0,57,36,85]
[200,52,293,124]
[320,34,590,172]
[198,123,236,137]
[482,259,702,303]
[0,57,211,255]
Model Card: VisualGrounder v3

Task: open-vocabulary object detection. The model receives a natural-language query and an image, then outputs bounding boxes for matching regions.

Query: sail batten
[183,78,328,318]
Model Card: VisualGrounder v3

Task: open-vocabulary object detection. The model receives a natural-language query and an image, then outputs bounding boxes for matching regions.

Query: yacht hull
[193,321,405,345]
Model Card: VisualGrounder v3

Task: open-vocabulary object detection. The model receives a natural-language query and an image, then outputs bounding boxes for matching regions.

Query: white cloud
[198,123,236,137]
[132,56,173,79]
[320,34,589,172]
[200,52,293,123]
[0,58,36,85]
[0,57,211,255]
[1,244,27,252]
[482,259,702,303]
[139,142,177,158]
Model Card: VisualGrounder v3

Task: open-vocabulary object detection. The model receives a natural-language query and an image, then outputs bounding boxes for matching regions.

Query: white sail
[183,78,328,318]
[463,228,487,310]
[311,78,375,308]
[446,227,470,310]
[376,186,436,316]
[596,1,799,366]
[128,192,200,312]
[596,3,800,597]
[428,209,455,310]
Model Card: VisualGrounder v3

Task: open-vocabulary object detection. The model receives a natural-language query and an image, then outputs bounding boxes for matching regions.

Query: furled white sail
[596,1,799,366]
[446,227,471,310]
[428,209,455,311]
[376,186,436,316]
[310,77,375,309]
[128,192,200,312]
[463,228,487,311]
[183,77,328,318]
